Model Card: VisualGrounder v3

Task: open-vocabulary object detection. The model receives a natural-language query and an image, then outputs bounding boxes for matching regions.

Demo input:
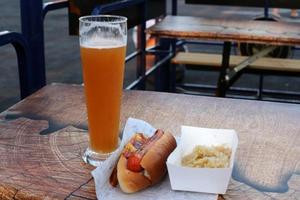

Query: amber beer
[80,45,126,153]
[79,15,127,164]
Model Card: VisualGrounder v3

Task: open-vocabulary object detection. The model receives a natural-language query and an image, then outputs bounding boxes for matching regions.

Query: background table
[147,16,300,45]
[147,16,300,97]
[0,83,300,199]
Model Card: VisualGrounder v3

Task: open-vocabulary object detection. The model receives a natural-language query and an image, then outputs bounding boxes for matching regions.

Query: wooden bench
[172,52,300,74]
[147,16,300,96]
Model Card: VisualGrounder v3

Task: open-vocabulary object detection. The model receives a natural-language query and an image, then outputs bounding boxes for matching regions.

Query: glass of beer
[79,15,127,166]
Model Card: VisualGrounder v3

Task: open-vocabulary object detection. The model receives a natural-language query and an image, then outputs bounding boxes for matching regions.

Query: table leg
[169,39,177,92]
[155,38,171,91]
[258,74,264,99]
[225,45,276,96]
[216,41,232,97]
[136,25,146,90]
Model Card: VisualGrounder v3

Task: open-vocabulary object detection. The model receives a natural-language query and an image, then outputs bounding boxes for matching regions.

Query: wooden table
[147,16,300,45]
[146,16,300,96]
[1,83,300,199]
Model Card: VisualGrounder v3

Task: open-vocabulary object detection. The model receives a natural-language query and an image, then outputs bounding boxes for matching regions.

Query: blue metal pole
[136,0,147,90]
[92,0,147,90]
[20,0,46,92]
[0,31,34,99]
[43,0,69,19]
[172,0,177,16]
[264,0,269,18]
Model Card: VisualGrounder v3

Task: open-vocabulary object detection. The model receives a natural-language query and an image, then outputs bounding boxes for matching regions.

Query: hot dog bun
[140,132,177,184]
[115,131,176,193]
[117,156,152,193]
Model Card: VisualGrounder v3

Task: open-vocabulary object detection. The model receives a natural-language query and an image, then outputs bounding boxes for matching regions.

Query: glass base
[82,147,118,166]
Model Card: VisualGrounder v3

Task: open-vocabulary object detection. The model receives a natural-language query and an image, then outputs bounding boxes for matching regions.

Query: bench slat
[172,52,300,72]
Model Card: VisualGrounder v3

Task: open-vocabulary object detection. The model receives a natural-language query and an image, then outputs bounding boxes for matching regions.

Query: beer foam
[80,21,127,49]
[81,39,126,49]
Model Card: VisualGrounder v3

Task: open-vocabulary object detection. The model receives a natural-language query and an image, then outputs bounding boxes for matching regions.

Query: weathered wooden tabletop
[1,83,300,199]
[146,15,300,45]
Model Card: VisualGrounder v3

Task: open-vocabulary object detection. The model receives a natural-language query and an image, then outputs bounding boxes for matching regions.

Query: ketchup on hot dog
[109,129,176,193]
[124,130,164,172]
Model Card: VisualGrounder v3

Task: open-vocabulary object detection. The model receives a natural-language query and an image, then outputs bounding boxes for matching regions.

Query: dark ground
[1,0,300,112]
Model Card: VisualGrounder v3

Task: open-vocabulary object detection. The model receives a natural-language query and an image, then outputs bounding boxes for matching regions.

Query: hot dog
[109,130,176,193]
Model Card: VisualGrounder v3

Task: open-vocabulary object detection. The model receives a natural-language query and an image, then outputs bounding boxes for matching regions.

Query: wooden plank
[0,119,95,199]
[147,16,300,46]
[0,83,300,199]
[172,52,300,72]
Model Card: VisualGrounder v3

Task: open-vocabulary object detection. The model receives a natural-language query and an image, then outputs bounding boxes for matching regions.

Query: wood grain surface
[1,83,300,199]
[147,16,300,45]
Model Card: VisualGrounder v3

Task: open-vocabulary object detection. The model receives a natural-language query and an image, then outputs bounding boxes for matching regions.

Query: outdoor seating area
[0,0,300,200]
[147,15,300,99]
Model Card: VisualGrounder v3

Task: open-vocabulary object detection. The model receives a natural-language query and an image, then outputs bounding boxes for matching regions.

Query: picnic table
[146,16,300,97]
[0,83,300,199]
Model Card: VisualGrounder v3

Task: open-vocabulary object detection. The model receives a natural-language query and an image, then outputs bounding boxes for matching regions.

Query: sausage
[109,130,177,191]
[126,130,164,172]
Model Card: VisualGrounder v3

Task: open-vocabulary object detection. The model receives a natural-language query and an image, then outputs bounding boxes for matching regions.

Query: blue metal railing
[19,0,177,94]
[20,0,46,92]
[91,0,147,90]
[0,31,33,99]
[92,0,176,90]
[19,0,159,91]
[19,0,69,93]
[43,0,69,19]
[91,0,145,15]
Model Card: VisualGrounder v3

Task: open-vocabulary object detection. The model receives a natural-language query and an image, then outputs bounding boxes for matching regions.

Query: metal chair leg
[258,74,264,99]
[216,41,232,97]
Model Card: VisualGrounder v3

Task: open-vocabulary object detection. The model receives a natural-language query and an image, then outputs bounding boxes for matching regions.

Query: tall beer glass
[79,15,127,166]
